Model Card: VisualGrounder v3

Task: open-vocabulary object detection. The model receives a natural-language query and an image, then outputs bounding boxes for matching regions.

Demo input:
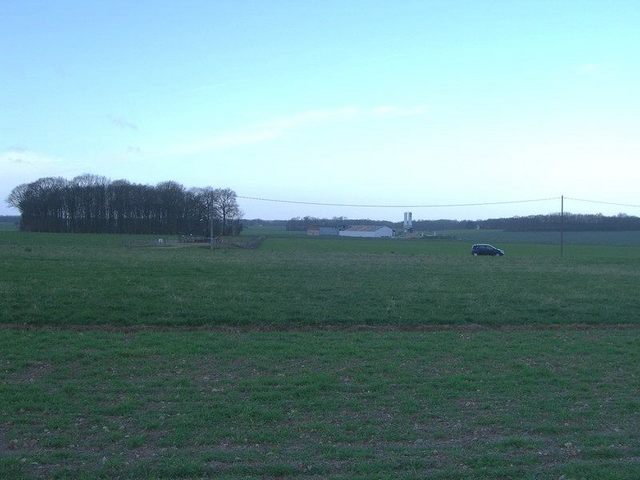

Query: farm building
[338,225,394,238]
[307,226,339,236]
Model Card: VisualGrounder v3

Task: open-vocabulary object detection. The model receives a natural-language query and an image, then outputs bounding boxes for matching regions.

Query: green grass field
[2,230,640,478]
[2,328,640,479]
[0,221,18,232]
[2,231,640,327]
[442,228,640,247]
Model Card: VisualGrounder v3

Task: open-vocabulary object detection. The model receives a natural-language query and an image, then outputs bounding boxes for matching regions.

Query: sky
[1,0,639,221]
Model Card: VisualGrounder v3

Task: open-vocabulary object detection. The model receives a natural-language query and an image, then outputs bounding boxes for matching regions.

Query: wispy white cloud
[0,148,59,168]
[160,129,279,157]
[159,105,426,157]
[372,105,427,117]
[577,63,601,75]
[108,115,139,131]
[126,145,143,155]
[0,148,88,184]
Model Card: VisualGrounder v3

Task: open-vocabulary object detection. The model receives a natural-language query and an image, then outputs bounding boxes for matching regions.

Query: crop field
[443,229,640,247]
[3,231,640,328]
[0,221,18,232]
[2,229,640,478]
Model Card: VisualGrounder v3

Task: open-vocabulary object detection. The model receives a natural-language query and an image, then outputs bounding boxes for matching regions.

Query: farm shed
[338,225,394,238]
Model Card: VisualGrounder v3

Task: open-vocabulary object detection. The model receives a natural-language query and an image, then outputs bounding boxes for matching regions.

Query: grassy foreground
[2,328,640,479]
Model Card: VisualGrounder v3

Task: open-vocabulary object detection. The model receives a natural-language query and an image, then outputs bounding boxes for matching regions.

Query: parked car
[471,244,504,256]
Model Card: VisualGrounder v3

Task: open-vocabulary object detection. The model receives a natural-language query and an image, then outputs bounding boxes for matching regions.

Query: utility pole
[210,205,214,250]
[560,195,564,257]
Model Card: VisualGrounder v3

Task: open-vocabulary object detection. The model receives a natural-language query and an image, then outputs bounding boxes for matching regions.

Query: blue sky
[2,0,639,220]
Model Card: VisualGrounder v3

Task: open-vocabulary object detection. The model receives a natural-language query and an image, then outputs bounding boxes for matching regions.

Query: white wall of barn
[338,226,394,238]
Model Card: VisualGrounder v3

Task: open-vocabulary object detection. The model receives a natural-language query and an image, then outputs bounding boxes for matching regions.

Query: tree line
[283,213,640,232]
[475,213,640,231]
[6,175,242,235]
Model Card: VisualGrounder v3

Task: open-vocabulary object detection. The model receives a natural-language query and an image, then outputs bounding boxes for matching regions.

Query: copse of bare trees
[6,175,242,236]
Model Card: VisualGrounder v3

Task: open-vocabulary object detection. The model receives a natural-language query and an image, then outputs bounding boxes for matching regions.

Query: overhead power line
[237,195,561,208]
[564,197,640,209]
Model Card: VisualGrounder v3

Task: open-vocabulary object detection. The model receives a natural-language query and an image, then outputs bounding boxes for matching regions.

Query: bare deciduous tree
[6,175,242,236]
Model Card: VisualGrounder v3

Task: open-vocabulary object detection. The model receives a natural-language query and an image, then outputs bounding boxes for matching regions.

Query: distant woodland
[6,175,242,235]
[278,213,640,232]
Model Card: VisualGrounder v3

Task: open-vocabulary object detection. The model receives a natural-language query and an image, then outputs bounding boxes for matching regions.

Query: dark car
[471,244,504,256]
